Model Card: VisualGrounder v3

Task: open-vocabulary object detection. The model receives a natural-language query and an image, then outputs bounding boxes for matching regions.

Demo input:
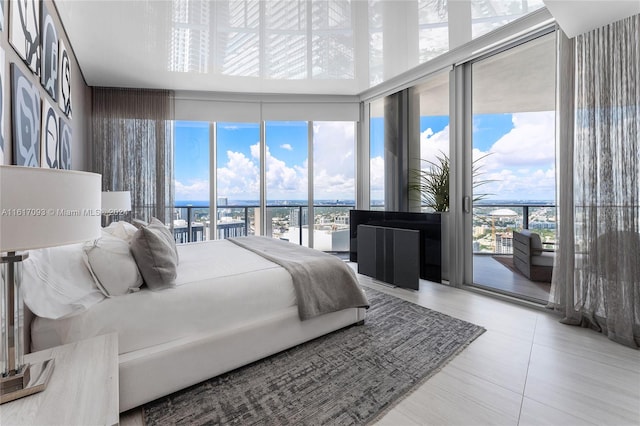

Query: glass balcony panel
[312,205,353,252]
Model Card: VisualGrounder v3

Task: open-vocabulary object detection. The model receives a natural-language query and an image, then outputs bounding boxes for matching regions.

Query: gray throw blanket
[229,236,369,320]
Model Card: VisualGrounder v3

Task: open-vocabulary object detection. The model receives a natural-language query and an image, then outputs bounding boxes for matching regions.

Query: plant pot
[441,212,449,281]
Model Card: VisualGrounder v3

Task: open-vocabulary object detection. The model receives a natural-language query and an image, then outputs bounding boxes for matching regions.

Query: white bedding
[31,240,296,354]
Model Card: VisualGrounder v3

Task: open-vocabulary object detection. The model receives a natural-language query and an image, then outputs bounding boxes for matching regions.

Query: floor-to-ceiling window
[265,121,309,246]
[468,32,556,303]
[173,121,211,242]
[313,121,356,251]
[216,122,261,239]
[413,71,450,213]
[369,98,385,210]
[174,110,356,251]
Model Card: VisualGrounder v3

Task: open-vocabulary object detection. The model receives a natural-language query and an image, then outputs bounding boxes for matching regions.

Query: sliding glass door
[465,32,557,302]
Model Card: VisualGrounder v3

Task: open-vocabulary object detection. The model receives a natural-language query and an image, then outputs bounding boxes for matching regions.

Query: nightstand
[2,333,119,425]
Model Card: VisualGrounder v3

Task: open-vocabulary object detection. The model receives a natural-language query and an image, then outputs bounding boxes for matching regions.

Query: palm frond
[409,152,494,211]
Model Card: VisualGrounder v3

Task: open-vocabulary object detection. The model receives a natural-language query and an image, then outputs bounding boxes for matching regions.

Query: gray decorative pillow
[130,218,179,291]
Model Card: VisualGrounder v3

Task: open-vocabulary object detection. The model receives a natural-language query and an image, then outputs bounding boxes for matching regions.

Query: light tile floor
[362,275,640,426]
[121,271,640,426]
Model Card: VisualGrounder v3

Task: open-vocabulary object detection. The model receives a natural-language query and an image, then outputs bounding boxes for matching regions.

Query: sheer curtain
[92,88,175,225]
[550,14,639,348]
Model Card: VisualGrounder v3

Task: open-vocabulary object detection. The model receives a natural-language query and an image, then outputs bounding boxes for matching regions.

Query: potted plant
[409,152,492,212]
[409,152,492,281]
[409,154,450,212]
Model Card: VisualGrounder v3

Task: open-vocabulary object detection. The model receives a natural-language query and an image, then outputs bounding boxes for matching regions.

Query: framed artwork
[59,118,71,169]
[40,2,58,100]
[11,63,41,167]
[41,98,58,168]
[0,47,4,164]
[58,38,71,117]
[9,0,40,74]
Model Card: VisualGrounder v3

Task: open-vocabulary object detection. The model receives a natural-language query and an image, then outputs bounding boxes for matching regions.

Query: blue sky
[174,121,209,192]
[175,121,354,202]
[472,114,515,151]
[175,111,555,203]
[371,111,556,202]
[265,121,308,167]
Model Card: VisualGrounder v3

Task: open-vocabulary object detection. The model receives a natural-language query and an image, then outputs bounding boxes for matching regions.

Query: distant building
[290,208,308,227]
[495,233,513,254]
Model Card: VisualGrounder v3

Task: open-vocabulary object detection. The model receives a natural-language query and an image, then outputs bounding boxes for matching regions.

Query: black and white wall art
[40,2,58,100]
[0,0,5,32]
[58,38,71,117]
[9,0,40,74]
[0,48,5,164]
[41,98,58,168]
[59,118,71,169]
[11,63,41,167]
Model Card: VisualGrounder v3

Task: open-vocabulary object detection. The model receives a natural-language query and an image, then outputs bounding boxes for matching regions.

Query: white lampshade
[101,191,131,212]
[0,166,102,252]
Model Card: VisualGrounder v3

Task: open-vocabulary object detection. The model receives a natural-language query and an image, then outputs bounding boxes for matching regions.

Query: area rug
[493,254,520,274]
[143,288,485,425]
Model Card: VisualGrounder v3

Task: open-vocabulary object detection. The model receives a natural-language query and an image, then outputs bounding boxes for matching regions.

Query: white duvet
[31,240,297,354]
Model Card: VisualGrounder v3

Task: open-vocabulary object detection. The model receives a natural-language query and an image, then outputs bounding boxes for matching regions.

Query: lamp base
[0,359,55,404]
[1,364,30,394]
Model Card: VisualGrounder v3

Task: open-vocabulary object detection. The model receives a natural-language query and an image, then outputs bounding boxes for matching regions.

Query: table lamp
[0,166,101,404]
[101,191,132,226]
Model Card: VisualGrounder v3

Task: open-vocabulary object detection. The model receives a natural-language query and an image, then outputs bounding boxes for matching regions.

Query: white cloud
[480,166,556,201]
[485,111,555,168]
[418,111,556,201]
[280,143,293,151]
[216,150,260,199]
[175,178,209,201]
[420,124,450,169]
[219,124,239,130]
[265,145,307,196]
[474,111,556,201]
[370,156,384,200]
[180,122,358,202]
[217,142,310,200]
[313,122,356,200]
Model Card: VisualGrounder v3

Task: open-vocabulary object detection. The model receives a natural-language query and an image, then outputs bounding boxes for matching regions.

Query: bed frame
[26,305,365,412]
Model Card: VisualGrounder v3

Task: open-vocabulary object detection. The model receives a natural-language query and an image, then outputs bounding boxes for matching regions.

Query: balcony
[472,203,557,254]
[472,203,556,303]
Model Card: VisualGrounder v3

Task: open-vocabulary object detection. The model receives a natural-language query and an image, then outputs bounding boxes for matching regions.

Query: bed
[23,223,368,412]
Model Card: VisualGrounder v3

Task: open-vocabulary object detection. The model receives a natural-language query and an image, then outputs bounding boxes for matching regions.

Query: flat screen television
[349,210,442,282]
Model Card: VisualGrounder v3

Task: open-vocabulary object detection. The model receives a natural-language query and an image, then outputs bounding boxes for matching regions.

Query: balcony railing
[173,204,355,250]
[174,203,556,255]
[472,203,557,254]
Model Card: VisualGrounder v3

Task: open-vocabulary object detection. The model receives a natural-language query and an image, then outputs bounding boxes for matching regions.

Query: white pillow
[83,234,143,296]
[103,221,138,243]
[22,244,105,319]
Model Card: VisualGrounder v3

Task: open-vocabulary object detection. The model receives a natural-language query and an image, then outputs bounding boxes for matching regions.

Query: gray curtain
[550,14,639,348]
[92,88,175,225]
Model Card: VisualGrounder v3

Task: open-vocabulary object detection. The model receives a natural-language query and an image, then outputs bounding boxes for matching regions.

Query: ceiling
[55,1,639,96]
[55,0,363,94]
[543,0,639,38]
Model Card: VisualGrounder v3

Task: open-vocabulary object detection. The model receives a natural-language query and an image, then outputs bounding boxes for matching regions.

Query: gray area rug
[143,288,485,425]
